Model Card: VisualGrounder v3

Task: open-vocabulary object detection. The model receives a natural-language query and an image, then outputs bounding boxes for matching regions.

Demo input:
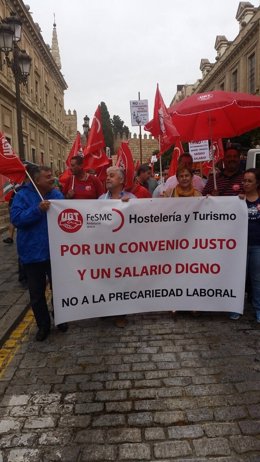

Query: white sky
[26,0,258,133]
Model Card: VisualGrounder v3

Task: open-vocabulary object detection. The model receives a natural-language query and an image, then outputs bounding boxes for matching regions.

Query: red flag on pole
[144,84,180,156]
[83,106,110,170]
[168,139,184,177]
[116,142,135,190]
[0,132,26,184]
[60,131,83,187]
[66,131,82,167]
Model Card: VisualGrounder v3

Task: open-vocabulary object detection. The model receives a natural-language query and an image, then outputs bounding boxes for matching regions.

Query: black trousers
[24,260,52,331]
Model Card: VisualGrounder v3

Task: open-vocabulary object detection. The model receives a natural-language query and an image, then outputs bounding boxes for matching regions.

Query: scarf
[172,184,197,197]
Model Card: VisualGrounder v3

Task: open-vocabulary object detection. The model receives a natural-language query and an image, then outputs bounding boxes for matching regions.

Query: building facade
[171,2,260,102]
[0,0,76,171]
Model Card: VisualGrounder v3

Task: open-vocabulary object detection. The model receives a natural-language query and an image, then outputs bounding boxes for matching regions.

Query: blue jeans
[247,245,260,320]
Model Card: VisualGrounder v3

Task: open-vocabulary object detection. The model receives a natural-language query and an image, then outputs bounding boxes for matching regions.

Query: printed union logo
[198,94,213,101]
[58,208,83,233]
[85,208,124,232]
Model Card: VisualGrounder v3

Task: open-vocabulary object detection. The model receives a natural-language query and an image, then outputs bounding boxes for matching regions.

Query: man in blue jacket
[11,166,67,341]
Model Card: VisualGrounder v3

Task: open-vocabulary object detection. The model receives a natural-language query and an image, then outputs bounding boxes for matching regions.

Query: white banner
[189,140,210,162]
[47,198,248,324]
[130,100,149,126]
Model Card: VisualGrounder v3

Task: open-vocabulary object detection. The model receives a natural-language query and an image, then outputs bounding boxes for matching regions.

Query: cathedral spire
[51,14,61,70]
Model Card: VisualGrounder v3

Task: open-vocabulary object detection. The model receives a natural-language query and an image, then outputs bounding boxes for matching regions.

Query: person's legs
[248,246,260,322]
[18,258,27,286]
[3,223,15,244]
[24,261,51,334]
[46,261,68,332]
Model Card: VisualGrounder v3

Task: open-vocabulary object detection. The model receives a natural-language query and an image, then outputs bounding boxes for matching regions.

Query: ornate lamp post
[0,13,31,161]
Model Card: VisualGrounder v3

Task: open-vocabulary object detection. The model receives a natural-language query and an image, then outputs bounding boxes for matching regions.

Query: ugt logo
[58,208,83,233]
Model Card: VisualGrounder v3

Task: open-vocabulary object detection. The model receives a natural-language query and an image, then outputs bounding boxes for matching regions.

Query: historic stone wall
[114,133,159,164]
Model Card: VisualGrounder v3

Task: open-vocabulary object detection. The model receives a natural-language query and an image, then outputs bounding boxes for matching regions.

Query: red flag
[116,142,135,190]
[144,84,180,155]
[59,168,71,188]
[66,131,82,167]
[168,139,184,177]
[0,175,13,202]
[0,133,26,184]
[83,106,110,170]
[202,139,224,177]
[96,159,112,188]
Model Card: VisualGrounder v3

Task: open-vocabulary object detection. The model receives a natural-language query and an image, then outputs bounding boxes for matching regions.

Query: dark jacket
[10,182,63,264]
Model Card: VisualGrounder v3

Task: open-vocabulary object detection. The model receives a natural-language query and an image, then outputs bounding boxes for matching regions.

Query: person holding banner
[10,166,67,341]
[99,166,135,327]
[165,153,205,194]
[230,168,260,321]
[164,165,201,318]
[63,155,104,199]
[164,166,202,198]
[99,166,135,200]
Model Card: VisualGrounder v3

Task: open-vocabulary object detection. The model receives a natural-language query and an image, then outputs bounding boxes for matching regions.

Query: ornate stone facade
[0,0,76,171]
[171,2,260,101]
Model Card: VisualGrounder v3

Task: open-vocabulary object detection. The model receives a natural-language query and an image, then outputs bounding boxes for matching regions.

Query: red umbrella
[168,90,260,142]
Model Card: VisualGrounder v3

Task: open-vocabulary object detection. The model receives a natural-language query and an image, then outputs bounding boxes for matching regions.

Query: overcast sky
[27,0,257,134]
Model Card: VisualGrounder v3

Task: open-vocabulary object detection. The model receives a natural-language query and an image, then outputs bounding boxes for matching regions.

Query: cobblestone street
[0,306,260,461]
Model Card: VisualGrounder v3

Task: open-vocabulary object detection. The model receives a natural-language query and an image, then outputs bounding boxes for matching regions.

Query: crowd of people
[4,144,260,341]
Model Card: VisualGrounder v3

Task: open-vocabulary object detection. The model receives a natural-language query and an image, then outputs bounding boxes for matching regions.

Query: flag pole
[159,136,163,183]
[25,170,44,200]
[208,116,217,190]
[138,92,143,164]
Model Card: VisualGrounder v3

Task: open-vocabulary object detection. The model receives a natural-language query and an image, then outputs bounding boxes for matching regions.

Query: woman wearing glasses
[230,169,260,322]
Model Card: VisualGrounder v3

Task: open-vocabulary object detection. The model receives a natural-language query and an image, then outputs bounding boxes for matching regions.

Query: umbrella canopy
[168,90,260,142]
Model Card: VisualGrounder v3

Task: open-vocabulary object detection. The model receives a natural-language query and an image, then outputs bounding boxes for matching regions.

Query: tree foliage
[100,102,114,155]
[228,127,260,151]
[111,115,129,138]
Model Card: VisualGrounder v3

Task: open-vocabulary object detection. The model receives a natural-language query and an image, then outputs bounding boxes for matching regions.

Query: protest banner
[47,197,248,325]
[130,100,149,126]
[189,139,210,162]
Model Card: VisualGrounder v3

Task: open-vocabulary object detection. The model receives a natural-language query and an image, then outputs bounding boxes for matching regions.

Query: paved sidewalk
[0,238,29,346]
[0,290,260,460]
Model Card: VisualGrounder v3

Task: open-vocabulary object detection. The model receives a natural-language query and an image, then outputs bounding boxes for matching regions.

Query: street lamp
[0,13,31,161]
[82,115,90,141]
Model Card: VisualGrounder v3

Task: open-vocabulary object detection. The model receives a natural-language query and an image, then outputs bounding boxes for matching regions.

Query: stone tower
[51,14,61,69]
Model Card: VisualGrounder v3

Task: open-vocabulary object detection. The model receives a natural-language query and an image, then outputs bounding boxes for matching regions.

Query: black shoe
[57,322,68,332]
[3,237,13,244]
[36,328,50,341]
[19,279,28,289]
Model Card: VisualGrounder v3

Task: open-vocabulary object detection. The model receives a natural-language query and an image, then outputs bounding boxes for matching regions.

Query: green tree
[111,115,129,138]
[100,102,114,155]
[228,127,260,151]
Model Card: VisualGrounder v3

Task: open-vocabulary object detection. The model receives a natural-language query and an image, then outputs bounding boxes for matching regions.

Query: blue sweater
[11,183,63,264]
